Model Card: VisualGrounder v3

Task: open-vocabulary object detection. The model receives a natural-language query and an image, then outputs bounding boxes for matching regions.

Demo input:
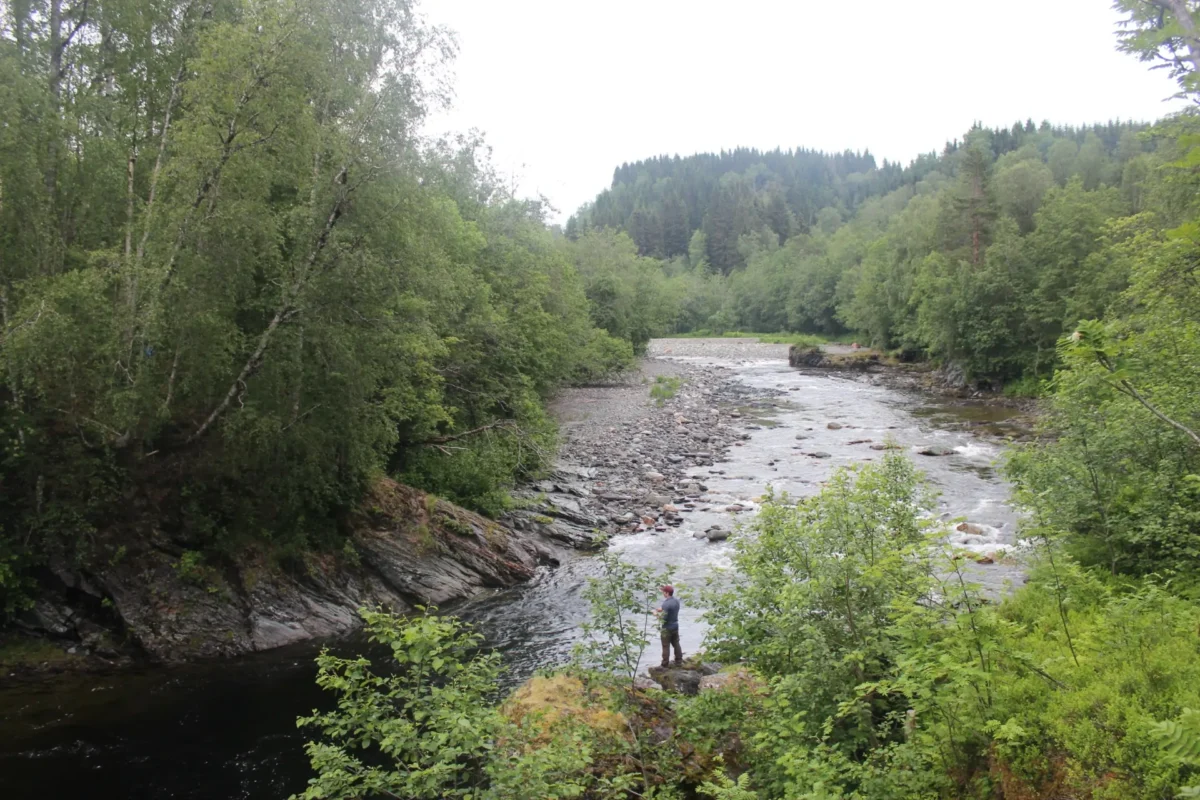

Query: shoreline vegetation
[288,0,1200,790]
[3,0,1200,797]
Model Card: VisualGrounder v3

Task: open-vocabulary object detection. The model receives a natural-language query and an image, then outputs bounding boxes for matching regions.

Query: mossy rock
[503,674,628,744]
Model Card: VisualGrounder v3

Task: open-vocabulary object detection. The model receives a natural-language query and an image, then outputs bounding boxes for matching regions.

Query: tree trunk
[45,0,63,203]
[1154,0,1200,76]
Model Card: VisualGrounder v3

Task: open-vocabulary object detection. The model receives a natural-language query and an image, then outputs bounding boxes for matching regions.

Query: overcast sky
[421,0,1186,223]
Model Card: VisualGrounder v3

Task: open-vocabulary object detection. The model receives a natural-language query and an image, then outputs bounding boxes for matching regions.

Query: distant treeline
[562,116,1192,385]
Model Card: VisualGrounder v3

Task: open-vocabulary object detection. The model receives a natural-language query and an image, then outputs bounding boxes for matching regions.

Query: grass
[650,375,683,405]
[663,330,858,346]
[1002,374,1049,398]
[0,634,83,670]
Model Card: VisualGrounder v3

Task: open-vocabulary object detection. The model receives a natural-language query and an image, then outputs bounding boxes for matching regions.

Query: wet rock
[807,451,833,459]
[58,480,591,663]
[788,346,826,367]
[647,662,720,695]
[540,495,600,528]
[826,422,843,430]
[918,445,956,457]
[706,528,732,542]
[15,600,78,638]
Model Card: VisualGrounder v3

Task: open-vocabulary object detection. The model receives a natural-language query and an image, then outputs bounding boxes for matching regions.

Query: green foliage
[401,406,558,517]
[173,550,212,587]
[650,376,682,406]
[697,450,1200,800]
[565,229,675,352]
[1154,708,1200,796]
[0,0,637,609]
[574,552,672,684]
[703,453,944,798]
[1007,225,1200,575]
[569,115,1187,386]
[296,608,595,800]
[297,449,1200,800]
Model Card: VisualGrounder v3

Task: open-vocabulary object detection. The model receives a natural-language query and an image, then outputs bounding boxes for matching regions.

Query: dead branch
[422,419,523,445]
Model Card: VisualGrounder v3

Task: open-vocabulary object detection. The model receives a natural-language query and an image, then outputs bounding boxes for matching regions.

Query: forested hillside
[564,114,1194,385]
[0,0,633,613]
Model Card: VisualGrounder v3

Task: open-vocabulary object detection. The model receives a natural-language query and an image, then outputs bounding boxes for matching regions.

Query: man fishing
[655,584,683,668]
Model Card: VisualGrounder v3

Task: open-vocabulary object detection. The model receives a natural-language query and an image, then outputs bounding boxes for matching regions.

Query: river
[0,347,1028,799]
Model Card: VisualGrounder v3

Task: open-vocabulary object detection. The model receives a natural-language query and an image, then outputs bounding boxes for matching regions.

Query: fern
[1152,708,1200,795]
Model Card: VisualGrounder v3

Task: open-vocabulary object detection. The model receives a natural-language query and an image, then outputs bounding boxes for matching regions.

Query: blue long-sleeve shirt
[660,597,680,630]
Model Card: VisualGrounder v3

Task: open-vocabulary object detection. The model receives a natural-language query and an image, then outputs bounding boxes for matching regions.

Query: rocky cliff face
[14,479,604,665]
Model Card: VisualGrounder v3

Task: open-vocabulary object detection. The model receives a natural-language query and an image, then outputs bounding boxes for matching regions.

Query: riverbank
[0,346,778,679]
[0,337,1031,799]
[1,337,1035,679]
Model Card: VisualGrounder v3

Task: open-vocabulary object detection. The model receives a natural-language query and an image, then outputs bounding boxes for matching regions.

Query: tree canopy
[0,0,633,611]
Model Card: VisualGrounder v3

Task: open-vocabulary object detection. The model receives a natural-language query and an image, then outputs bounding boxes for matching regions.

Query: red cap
[661,584,674,594]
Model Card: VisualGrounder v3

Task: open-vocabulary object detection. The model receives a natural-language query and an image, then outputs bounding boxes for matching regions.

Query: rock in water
[918,445,956,456]
[788,346,826,367]
[705,528,731,542]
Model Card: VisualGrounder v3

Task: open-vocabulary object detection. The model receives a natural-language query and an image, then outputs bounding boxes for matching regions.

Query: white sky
[421,0,1186,223]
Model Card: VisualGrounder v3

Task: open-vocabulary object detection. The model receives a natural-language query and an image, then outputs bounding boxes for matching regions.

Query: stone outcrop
[14,479,584,664]
[788,345,883,370]
[647,661,720,695]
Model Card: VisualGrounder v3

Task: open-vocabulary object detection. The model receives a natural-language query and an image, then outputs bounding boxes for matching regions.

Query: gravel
[510,343,786,537]
[646,337,791,361]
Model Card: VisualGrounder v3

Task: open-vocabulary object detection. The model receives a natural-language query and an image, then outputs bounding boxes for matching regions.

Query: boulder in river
[788,346,826,367]
[705,528,732,542]
[918,445,956,456]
